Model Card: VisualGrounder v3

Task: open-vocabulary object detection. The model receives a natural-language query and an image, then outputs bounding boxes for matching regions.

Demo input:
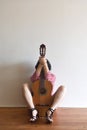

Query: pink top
[30,71,57,95]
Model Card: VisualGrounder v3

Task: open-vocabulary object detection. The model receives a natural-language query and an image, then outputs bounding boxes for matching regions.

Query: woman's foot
[30,108,38,122]
[46,108,55,123]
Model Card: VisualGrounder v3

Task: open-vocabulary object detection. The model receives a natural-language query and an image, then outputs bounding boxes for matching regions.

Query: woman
[23,44,66,123]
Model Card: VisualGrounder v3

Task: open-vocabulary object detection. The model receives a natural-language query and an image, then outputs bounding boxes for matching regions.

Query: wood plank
[0,107,87,130]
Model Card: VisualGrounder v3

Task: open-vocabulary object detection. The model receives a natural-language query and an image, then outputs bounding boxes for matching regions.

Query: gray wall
[0,0,87,107]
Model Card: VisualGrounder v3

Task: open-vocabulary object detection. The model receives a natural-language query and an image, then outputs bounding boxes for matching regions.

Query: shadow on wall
[0,62,34,107]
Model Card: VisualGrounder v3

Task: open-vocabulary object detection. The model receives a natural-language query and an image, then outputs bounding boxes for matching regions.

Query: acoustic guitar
[31,44,53,106]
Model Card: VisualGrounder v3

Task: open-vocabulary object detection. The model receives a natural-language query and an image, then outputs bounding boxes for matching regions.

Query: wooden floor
[0,107,87,130]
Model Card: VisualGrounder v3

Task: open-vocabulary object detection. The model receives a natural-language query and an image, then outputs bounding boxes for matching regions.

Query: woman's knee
[58,85,66,93]
[22,83,29,92]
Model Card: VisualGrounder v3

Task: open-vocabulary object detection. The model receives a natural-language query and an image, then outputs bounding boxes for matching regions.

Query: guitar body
[31,79,53,106]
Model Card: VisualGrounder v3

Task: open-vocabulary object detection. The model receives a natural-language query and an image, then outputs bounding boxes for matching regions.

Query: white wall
[0,0,87,107]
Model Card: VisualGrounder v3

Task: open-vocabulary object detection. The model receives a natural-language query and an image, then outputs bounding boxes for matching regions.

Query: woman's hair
[35,59,52,70]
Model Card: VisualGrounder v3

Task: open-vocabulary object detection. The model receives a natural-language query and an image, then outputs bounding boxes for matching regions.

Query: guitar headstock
[39,44,46,57]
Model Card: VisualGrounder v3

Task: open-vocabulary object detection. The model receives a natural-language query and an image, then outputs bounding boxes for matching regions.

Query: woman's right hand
[39,57,47,65]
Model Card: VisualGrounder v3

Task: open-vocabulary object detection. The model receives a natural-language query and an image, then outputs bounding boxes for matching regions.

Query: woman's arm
[39,57,50,75]
[35,63,43,76]
[31,58,43,82]
[39,57,56,85]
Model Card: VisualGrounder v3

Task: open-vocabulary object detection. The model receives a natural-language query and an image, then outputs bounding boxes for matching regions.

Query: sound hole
[40,88,46,95]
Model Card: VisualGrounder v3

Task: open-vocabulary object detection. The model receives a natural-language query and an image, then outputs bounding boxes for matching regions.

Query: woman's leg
[23,83,35,108]
[23,83,38,121]
[46,85,66,123]
[51,85,66,110]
